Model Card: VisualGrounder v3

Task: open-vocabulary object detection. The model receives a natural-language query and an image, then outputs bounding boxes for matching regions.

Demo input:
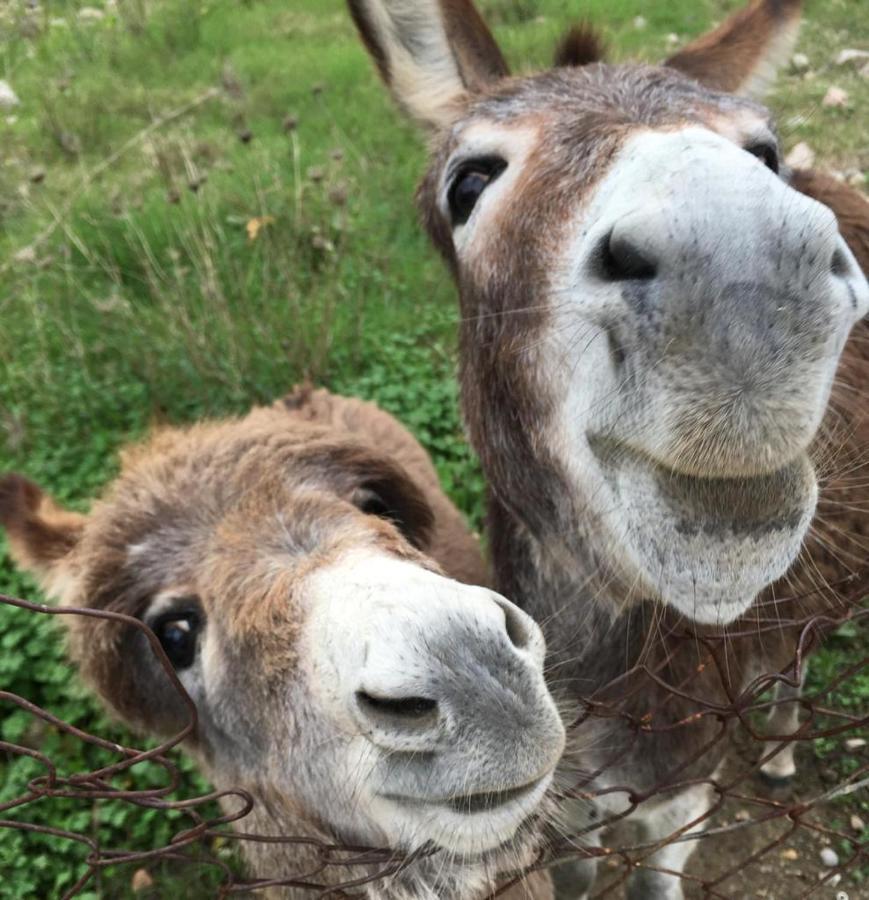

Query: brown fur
[667,0,802,94]
[553,23,606,68]
[279,384,488,586]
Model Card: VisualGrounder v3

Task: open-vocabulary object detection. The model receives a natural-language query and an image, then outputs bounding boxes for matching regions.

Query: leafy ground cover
[0,0,866,895]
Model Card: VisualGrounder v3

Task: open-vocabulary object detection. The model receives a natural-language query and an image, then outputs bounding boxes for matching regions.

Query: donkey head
[350,0,869,624]
[0,406,565,885]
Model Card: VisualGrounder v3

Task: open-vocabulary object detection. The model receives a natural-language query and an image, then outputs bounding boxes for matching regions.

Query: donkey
[0,387,565,900]
[348,0,869,896]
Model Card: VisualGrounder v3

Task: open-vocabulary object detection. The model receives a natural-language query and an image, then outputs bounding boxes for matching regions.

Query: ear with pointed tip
[347,0,508,129]
[666,0,802,97]
[789,169,869,274]
[0,474,85,588]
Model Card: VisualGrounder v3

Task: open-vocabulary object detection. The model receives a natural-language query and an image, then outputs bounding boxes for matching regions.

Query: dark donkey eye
[149,602,202,670]
[448,157,507,226]
[744,141,779,175]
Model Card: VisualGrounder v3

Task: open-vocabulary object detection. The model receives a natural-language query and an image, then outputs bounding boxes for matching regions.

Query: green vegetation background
[0,0,866,896]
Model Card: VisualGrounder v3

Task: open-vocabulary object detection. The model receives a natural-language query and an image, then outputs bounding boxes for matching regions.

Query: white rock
[844,737,866,750]
[835,48,869,66]
[791,52,810,72]
[820,847,839,867]
[851,814,865,832]
[633,15,647,29]
[77,7,105,21]
[0,80,19,109]
[785,142,815,169]
[13,246,36,265]
[828,873,841,887]
[822,86,849,107]
[666,33,680,47]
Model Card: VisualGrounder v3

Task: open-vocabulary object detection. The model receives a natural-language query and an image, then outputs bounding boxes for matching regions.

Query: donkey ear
[665,0,802,98]
[348,0,509,129]
[0,474,86,587]
[788,169,869,275]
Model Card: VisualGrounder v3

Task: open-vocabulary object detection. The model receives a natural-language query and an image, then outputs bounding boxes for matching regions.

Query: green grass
[0,0,866,896]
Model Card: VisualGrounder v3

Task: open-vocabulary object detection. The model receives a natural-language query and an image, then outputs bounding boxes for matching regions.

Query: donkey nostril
[356,691,438,722]
[831,246,851,278]
[494,599,533,650]
[595,229,657,282]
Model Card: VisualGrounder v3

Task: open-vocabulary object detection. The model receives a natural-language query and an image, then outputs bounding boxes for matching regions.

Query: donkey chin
[581,435,819,625]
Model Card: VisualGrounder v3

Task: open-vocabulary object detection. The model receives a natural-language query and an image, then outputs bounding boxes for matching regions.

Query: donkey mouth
[385,775,548,815]
[589,437,818,624]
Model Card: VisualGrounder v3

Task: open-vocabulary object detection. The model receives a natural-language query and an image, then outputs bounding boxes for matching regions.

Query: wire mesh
[0,579,866,899]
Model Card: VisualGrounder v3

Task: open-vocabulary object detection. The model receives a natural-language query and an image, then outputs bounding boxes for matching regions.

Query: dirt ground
[584,735,868,900]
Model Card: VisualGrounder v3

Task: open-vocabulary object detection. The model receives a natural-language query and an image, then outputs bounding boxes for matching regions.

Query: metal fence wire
[0,578,866,899]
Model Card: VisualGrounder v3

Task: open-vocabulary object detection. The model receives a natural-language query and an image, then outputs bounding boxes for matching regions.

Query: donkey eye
[448,158,507,226]
[744,141,779,174]
[150,609,201,670]
[355,492,392,519]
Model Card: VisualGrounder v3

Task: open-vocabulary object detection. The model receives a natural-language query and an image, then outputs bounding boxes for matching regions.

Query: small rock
[29,167,46,184]
[785,142,815,169]
[791,52,810,72]
[844,737,866,751]
[828,873,842,887]
[850,814,865,832]
[0,80,20,109]
[781,847,799,861]
[835,49,869,67]
[131,868,153,892]
[14,246,37,265]
[820,847,839,867]
[77,6,105,21]
[666,33,680,48]
[735,808,751,822]
[633,15,647,29]
[822,86,849,108]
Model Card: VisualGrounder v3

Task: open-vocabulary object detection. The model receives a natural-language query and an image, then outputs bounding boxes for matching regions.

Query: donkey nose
[354,690,440,739]
[348,588,549,753]
[597,225,658,282]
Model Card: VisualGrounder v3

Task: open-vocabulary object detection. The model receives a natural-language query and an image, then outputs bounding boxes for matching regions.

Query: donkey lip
[383,774,548,815]
[590,435,816,534]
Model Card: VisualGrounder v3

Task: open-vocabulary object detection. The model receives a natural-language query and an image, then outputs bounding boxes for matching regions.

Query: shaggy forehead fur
[62,407,433,732]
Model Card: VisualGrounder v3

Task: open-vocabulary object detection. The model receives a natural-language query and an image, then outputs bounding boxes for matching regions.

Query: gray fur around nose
[588,128,867,474]
[354,588,564,792]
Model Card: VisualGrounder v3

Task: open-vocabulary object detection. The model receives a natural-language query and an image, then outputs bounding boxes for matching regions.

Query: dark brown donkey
[348,0,868,896]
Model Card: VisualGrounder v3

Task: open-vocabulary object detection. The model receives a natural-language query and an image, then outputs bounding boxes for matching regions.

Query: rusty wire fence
[0,584,866,899]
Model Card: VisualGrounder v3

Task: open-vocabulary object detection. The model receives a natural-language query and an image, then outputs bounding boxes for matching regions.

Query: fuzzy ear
[0,474,86,586]
[553,22,606,68]
[348,0,508,129]
[666,0,802,98]
[789,169,869,275]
